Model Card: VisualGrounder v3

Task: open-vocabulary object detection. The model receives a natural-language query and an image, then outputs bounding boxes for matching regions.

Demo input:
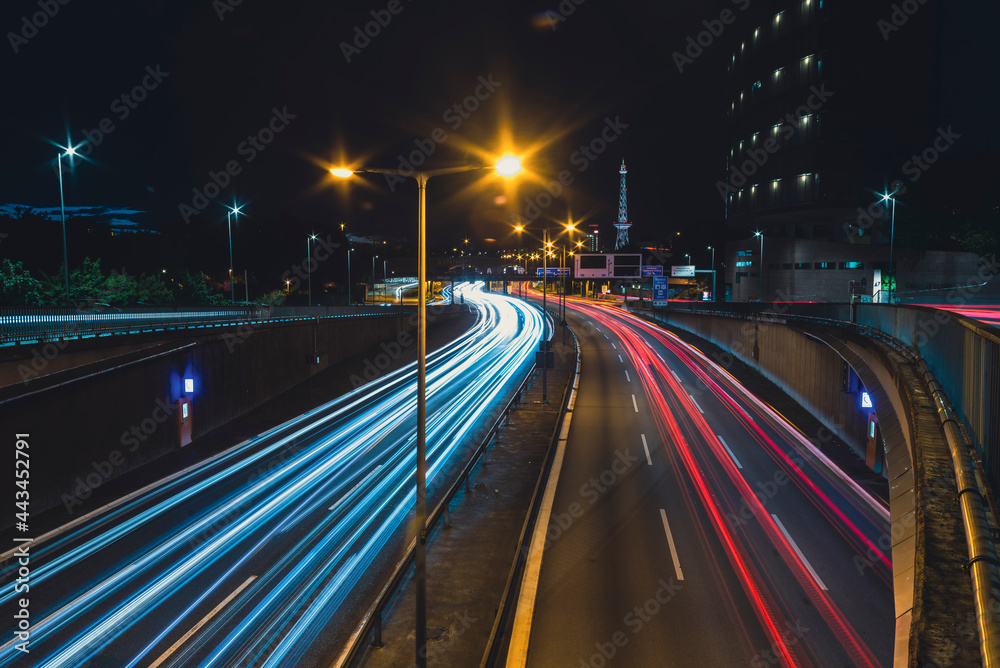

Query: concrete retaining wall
[1,309,465,522]
[662,310,873,464]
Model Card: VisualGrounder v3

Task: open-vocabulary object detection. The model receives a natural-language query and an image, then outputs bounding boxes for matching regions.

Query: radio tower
[614,159,631,249]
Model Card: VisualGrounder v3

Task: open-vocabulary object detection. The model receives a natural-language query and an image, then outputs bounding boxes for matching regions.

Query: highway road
[523,298,893,667]
[0,283,544,668]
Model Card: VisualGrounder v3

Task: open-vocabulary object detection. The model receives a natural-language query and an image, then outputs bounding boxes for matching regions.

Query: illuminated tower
[614,160,631,249]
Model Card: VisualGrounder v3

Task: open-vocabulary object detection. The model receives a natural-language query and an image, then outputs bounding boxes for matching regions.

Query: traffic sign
[536,267,570,276]
[653,276,668,306]
[641,265,663,277]
[671,265,695,277]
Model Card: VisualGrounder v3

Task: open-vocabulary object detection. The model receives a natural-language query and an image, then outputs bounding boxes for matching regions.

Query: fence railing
[331,356,547,668]
[0,305,413,346]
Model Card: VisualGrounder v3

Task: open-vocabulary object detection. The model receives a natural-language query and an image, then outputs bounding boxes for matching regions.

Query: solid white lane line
[771,514,828,591]
[632,394,639,413]
[717,435,743,469]
[641,434,652,465]
[618,354,624,363]
[670,368,683,384]
[688,394,704,414]
[149,575,257,667]
[625,370,630,382]
[659,508,685,581]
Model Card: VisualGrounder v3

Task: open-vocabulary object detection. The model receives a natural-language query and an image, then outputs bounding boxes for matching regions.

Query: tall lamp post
[371,255,378,305]
[347,247,354,305]
[754,230,764,302]
[56,144,78,306]
[707,245,716,301]
[225,205,241,305]
[331,155,522,668]
[881,190,897,303]
[307,233,317,306]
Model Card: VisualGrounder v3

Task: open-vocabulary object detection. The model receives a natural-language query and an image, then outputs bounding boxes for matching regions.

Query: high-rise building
[721,0,946,301]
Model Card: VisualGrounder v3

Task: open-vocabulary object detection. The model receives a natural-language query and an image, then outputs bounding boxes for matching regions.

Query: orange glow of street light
[330,168,353,178]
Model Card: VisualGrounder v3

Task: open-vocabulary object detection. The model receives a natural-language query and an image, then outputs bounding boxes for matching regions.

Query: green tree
[173,270,226,305]
[0,259,43,306]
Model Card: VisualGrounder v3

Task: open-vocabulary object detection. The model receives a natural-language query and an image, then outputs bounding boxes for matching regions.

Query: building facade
[721,0,946,301]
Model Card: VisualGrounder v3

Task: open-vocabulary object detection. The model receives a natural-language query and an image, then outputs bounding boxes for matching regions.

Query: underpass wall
[663,311,872,464]
[1,309,466,525]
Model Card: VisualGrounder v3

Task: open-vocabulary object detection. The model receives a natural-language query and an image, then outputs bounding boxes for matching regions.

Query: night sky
[1,0,995,261]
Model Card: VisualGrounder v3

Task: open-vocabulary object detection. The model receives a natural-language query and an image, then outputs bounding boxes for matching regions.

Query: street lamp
[225,204,242,305]
[754,230,764,302]
[347,247,354,305]
[56,144,78,305]
[331,155,522,668]
[881,190,897,303]
[307,233,317,306]
[707,245,716,301]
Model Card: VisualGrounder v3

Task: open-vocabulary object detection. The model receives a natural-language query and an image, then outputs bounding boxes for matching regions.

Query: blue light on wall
[861,391,872,408]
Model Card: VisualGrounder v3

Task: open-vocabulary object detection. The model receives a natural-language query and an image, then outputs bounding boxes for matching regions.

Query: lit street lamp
[754,230,764,302]
[707,245,716,301]
[307,233,317,306]
[347,247,354,305]
[331,154,521,668]
[56,144,78,306]
[225,204,242,305]
[881,190,897,303]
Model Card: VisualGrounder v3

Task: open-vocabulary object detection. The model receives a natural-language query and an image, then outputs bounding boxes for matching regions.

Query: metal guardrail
[479,320,578,668]
[332,359,542,668]
[0,305,413,346]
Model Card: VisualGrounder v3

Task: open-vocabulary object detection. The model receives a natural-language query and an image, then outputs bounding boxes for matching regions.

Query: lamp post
[225,205,241,305]
[754,230,764,302]
[331,155,521,668]
[882,190,897,303]
[56,144,77,306]
[371,255,378,305]
[347,247,354,305]
[307,233,317,306]
[383,258,388,305]
[707,245,716,301]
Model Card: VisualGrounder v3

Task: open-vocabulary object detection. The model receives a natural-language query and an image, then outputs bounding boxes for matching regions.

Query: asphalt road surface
[524,298,892,668]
